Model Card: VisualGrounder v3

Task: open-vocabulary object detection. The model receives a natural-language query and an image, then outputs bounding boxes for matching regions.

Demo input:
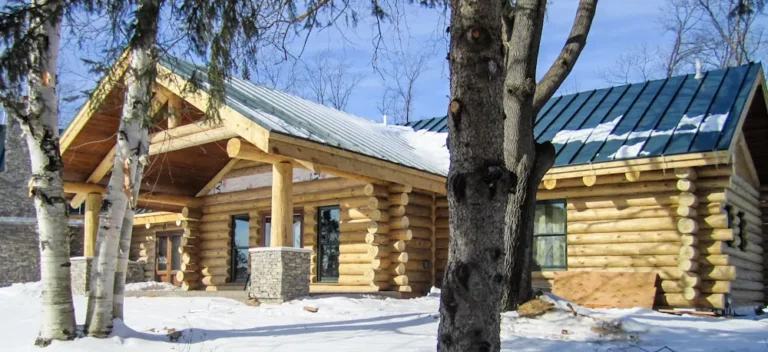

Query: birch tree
[0,0,75,345]
[437,0,510,350]
[499,0,598,311]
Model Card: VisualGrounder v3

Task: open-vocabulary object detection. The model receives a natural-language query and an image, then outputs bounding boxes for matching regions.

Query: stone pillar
[70,257,145,295]
[249,247,310,303]
[270,162,293,247]
[70,257,92,295]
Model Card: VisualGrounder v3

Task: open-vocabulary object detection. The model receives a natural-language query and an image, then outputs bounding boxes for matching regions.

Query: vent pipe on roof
[383,114,388,126]
[695,58,703,80]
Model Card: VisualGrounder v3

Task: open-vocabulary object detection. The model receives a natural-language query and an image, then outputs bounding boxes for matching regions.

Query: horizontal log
[699,265,762,281]
[338,264,371,275]
[368,245,389,258]
[309,285,382,293]
[567,231,682,245]
[697,229,737,242]
[410,238,433,249]
[389,193,408,206]
[674,167,697,180]
[568,217,680,233]
[698,254,763,272]
[655,294,724,308]
[342,207,382,222]
[365,233,389,245]
[182,207,203,220]
[388,184,413,193]
[391,204,432,218]
[730,290,764,302]
[199,239,230,250]
[435,218,449,229]
[677,179,695,192]
[363,269,389,281]
[205,178,369,204]
[566,266,681,280]
[63,181,204,207]
[388,216,410,230]
[389,263,406,276]
[180,263,198,272]
[176,271,199,282]
[406,271,431,283]
[405,260,430,272]
[181,281,200,291]
[388,240,406,252]
[567,255,678,268]
[199,249,230,258]
[371,258,391,270]
[389,252,408,263]
[700,214,732,230]
[538,180,679,200]
[568,243,681,256]
[199,221,231,232]
[390,229,413,241]
[339,253,373,264]
[337,275,373,286]
[391,275,409,286]
[408,192,433,207]
[339,232,368,244]
[407,249,431,261]
[201,276,227,286]
[698,189,760,218]
[699,242,764,263]
[565,192,695,210]
[567,206,678,222]
[339,243,372,254]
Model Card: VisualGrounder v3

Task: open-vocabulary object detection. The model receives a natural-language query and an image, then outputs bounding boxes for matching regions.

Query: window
[533,200,567,270]
[317,206,340,283]
[261,211,304,248]
[155,231,182,286]
[231,214,250,283]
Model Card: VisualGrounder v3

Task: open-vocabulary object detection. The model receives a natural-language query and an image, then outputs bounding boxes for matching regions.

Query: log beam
[270,162,293,247]
[63,181,203,208]
[83,193,101,257]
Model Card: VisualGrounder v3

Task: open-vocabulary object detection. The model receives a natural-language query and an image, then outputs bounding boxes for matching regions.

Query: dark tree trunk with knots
[437,0,511,350]
[500,0,597,311]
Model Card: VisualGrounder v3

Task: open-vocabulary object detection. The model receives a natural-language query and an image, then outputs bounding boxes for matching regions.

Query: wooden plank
[60,51,130,154]
[551,271,658,309]
[268,136,446,194]
[196,159,238,197]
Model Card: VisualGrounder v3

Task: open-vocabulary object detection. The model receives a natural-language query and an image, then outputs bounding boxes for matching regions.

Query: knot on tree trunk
[449,164,517,203]
[464,26,492,52]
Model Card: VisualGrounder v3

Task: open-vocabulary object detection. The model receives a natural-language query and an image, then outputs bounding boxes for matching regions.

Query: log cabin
[59,56,767,310]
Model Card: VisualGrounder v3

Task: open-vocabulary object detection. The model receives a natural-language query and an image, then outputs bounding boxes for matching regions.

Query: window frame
[532,199,568,271]
[230,214,251,283]
[259,208,305,248]
[316,205,341,283]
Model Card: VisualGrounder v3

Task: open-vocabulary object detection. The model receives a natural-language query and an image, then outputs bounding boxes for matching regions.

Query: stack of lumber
[176,214,202,291]
[538,168,707,306]
[694,171,764,306]
[397,187,435,295]
[129,225,156,281]
[434,196,449,288]
[303,206,317,283]
[334,184,391,292]
[197,217,231,289]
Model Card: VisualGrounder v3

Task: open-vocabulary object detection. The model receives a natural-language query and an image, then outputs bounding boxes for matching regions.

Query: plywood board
[552,271,658,309]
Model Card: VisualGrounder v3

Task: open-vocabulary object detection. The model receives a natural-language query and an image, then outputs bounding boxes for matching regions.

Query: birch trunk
[500,0,597,311]
[437,0,511,350]
[86,0,160,336]
[19,0,76,345]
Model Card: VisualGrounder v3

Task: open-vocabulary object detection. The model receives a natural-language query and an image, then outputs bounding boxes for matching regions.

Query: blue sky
[49,0,764,126]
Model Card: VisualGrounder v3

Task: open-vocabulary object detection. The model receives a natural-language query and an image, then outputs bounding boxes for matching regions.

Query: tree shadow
[119,312,436,345]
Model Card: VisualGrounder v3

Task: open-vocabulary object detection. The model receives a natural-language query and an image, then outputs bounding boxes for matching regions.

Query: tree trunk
[18,0,76,345]
[86,0,160,337]
[499,0,548,311]
[437,0,511,350]
[500,0,596,311]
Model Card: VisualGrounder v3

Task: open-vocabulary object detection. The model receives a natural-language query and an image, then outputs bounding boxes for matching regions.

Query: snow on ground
[1,283,767,352]
[124,282,181,292]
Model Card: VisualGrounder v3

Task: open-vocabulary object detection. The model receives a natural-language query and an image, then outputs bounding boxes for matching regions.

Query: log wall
[532,165,766,309]
[131,215,200,290]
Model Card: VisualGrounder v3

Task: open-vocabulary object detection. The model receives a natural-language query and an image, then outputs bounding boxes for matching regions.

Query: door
[156,231,182,286]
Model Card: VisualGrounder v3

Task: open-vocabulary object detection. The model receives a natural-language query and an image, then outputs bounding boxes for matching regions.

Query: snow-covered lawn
[1,283,767,351]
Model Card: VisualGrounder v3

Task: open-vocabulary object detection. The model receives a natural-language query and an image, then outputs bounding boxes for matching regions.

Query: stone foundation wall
[70,257,146,295]
[249,247,310,303]
[0,222,83,287]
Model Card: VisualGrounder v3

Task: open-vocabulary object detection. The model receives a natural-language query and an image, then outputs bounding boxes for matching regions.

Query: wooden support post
[271,162,293,247]
[167,94,181,128]
[83,193,101,257]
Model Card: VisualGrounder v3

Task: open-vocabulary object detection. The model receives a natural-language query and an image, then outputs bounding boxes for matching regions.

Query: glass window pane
[293,214,302,248]
[233,217,250,247]
[171,235,181,271]
[234,248,249,282]
[264,216,271,247]
[317,206,340,282]
[157,237,168,271]
[533,236,567,270]
[534,201,566,235]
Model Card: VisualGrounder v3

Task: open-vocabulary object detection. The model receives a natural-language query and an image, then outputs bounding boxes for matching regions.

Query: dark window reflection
[232,214,250,283]
[317,206,340,283]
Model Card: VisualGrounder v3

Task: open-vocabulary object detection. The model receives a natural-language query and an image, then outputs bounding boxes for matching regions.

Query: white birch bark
[19,0,76,345]
[85,0,159,336]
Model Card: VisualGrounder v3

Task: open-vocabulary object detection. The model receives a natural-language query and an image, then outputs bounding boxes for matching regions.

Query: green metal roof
[405,63,762,168]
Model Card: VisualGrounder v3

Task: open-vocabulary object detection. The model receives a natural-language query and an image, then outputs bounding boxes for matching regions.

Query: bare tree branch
[533,0,597,112]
